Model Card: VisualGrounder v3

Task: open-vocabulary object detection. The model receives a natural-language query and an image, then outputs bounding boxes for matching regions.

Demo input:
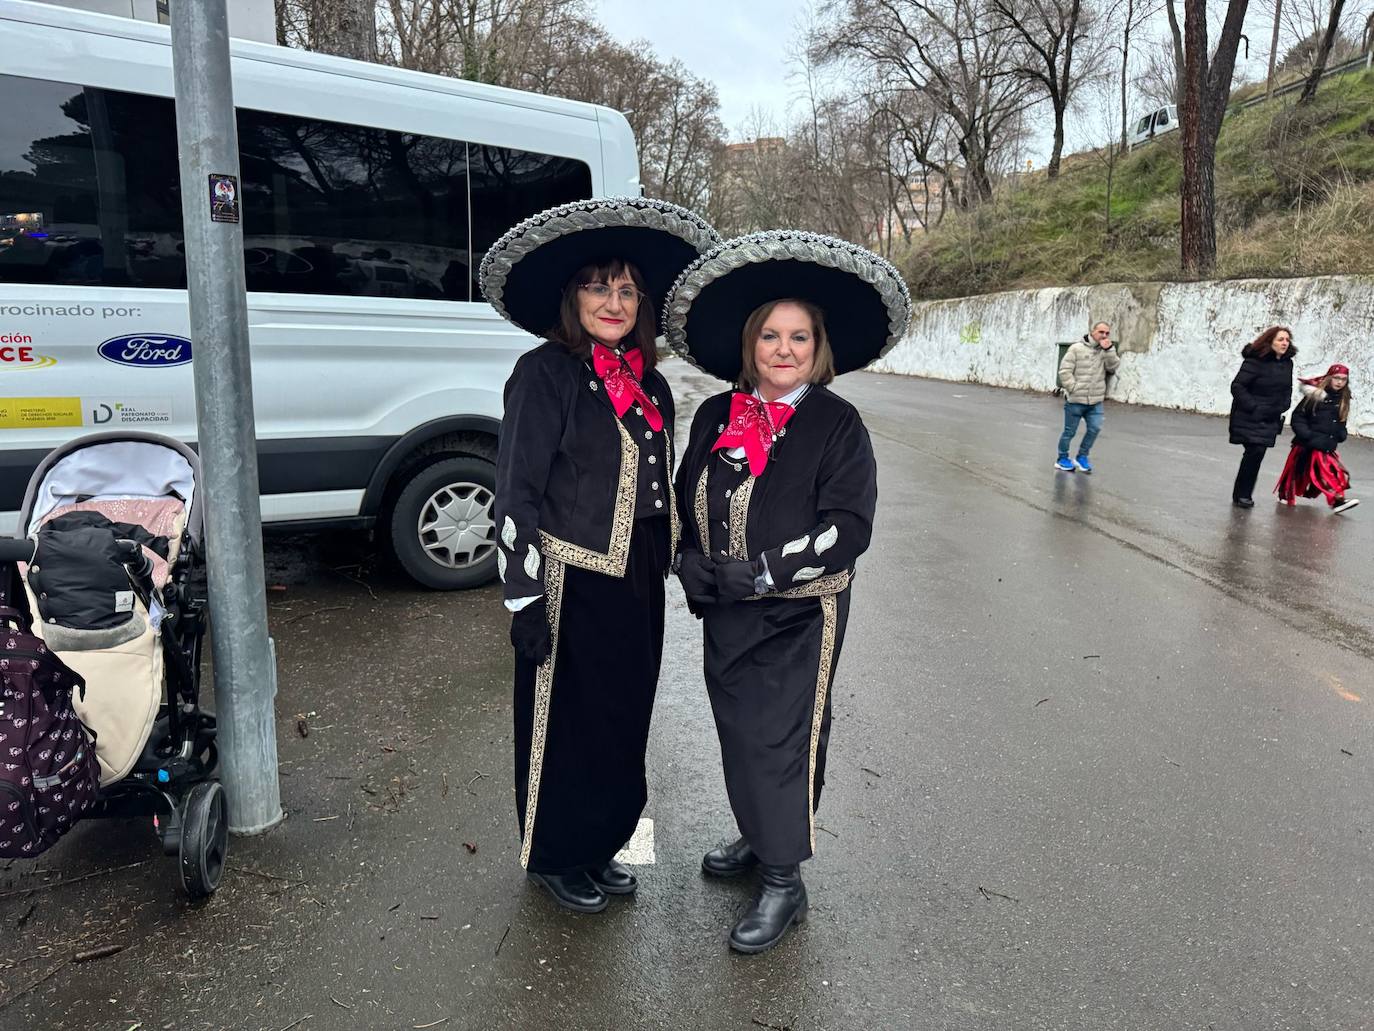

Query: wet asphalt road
[2,360,1373,1031]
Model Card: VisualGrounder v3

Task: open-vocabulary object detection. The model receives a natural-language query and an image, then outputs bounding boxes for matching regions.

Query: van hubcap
[418,483,496,569]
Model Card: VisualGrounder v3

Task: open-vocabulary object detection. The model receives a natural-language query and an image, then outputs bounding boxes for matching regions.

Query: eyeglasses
[579,283,643,304]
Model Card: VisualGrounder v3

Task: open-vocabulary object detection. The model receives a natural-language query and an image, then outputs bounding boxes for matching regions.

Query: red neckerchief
[591,345,663,431]
[711,392,796,476]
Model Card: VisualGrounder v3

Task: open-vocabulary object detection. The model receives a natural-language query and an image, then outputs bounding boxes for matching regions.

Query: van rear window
[0,73,593,301]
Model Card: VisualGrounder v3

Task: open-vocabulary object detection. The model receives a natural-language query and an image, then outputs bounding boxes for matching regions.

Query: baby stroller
[0,430,225,898]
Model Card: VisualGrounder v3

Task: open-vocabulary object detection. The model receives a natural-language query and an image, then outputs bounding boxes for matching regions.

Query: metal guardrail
[1230,49,1374,113]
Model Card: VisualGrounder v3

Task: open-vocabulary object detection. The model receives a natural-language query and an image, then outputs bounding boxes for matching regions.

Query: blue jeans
[1058,402,1104,459]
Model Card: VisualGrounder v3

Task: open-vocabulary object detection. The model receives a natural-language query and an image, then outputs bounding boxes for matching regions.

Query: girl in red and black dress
[1275,364,1359,513]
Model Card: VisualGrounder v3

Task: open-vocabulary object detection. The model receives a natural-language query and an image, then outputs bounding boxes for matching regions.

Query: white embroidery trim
[814,525,838,555]
[793,566,825,582]
[524,544,541,581]
[501,516,517,551]
[781,535,810,557]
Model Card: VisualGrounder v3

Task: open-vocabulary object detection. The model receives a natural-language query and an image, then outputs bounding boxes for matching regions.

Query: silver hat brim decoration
[478,196,722,336]
[662,230,913,382]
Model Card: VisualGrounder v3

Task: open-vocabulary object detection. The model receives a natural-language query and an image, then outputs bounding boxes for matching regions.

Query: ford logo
[97,334,193,368]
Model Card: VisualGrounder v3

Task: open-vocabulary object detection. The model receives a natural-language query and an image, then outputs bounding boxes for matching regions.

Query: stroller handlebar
[0,538,35,564]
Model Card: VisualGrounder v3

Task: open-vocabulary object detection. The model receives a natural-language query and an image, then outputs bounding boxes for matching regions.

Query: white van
[1128,104,1178,150]
[0,0,640,589]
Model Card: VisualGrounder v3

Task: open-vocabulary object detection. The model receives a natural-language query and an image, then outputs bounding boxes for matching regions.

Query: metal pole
[170,0,283,835]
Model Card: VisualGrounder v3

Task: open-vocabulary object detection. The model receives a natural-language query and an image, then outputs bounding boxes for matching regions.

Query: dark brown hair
[1243,325,1295,359]
[549,259,657,373]
[738,298,836,391]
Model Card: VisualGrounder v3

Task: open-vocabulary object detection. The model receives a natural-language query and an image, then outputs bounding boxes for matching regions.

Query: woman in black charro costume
[665,232,910,953]
[479,198,720,913]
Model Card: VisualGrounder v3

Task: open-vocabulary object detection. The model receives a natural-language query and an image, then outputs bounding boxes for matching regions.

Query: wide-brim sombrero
[663,231,912,383]
[479,197,722,337]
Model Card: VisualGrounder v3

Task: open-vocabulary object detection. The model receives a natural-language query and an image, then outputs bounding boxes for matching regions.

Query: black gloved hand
[713,554,764,603]
[674,549,717,606]
[510,599,552,665]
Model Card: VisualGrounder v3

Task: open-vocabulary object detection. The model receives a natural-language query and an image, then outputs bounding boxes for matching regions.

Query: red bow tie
[592,345,663,431]
[712,392,796,476]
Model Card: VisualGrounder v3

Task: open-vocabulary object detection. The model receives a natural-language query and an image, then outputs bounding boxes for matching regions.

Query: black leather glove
[713,554,765,603]
[674,550,717,606]
[510,599,552,665]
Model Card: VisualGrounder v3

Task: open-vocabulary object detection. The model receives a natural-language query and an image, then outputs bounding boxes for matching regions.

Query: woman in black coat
[665,231,909,955]
[480,198,719,913]
[1229,326,1296,507]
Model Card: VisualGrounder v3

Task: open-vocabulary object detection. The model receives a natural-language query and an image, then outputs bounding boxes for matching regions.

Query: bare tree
[816,0,1036,206]
[1115,0,1162,151]
[1298,0,1351,101]
[278,0,378,58]
[990,0,1097,178]
[1179,0,1250,273]
[1163,0,1186,101]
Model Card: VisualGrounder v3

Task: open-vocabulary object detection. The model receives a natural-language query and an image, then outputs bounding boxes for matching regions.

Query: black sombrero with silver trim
[479,196,722,337]
[663,230,912,383]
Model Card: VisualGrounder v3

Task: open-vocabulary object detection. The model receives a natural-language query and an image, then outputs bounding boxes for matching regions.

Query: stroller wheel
[179,781,229,899]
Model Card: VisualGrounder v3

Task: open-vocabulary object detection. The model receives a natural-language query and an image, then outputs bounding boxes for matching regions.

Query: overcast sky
[593,0,1310,166]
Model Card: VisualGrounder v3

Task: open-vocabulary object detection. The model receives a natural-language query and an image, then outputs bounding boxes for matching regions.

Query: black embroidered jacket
[674,386,877,596]
[494,340,678,602]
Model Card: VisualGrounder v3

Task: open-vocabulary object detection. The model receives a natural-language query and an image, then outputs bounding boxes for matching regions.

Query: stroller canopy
[20,433,201,544]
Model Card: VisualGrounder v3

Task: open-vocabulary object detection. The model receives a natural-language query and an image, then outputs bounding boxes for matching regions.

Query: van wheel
[389,456,499,590]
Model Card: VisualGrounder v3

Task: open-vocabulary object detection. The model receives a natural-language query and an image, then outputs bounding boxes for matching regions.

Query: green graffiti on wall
[960,320,982,344]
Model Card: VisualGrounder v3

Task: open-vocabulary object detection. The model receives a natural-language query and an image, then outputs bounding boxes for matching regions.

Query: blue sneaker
[1054,457,1076,472]
[1076,456,1093,474]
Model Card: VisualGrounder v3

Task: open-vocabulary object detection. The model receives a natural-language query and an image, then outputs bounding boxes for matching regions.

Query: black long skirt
[702,588,852,866]
[513,517,668,874]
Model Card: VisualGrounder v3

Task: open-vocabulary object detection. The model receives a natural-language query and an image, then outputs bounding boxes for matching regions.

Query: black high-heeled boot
[701,836,759,878]
[728,864,807,954]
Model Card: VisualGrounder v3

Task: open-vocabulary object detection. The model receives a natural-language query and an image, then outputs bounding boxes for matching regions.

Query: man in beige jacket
[1055,321,1120,473]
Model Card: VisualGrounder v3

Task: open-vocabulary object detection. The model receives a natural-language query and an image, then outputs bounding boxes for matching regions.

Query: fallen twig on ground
[284,605,346,625]
[495,923,511,956]
[977,885,1019,903]
[329,996,351,1010]
[276,1017,312,1031]
[73,944,126,963]
[0,861,147,900]
[413,1019,450,1028]
[0,957,71,1010]
[1034,697,1051,707]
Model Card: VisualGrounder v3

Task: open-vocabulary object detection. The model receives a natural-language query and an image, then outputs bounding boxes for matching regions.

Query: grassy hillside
[897,68,1374,300]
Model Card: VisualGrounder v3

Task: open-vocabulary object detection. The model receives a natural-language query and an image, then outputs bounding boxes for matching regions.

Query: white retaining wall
[872,275,1374,436]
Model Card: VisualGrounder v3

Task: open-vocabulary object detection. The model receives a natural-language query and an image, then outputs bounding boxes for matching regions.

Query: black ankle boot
[728,864,807,954]
[586,858,637,895]
[702,836,759,878]
[527,869,608,913]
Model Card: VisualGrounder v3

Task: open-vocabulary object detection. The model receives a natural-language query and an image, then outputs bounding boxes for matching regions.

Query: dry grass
[900,69,1374,299]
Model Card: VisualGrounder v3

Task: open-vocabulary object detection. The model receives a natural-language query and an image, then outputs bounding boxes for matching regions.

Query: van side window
[469,146,593,298]
[237,110,472,300]
[1155,110,1169,127]
[0,74,182,288]
[2,75,594,302]
[1135,115,1152,134]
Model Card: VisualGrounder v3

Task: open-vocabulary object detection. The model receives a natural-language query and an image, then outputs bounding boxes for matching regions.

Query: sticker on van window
[97,335,193,368]
[209,173,240,224]
[0,344,57,371]
[0,397,82,430]
[85,397,174,427]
